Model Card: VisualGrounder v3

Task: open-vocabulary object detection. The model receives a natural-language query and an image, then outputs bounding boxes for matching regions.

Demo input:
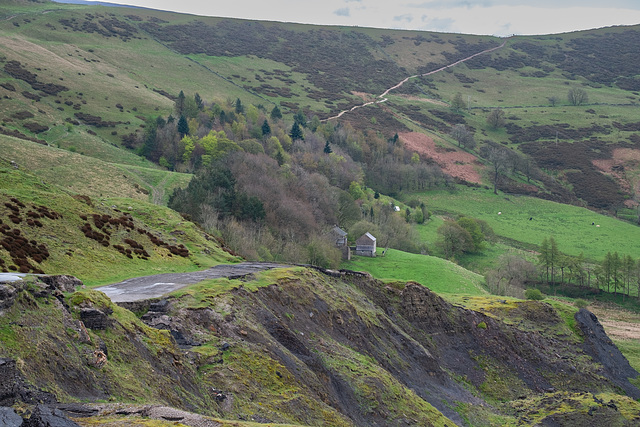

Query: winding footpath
[324,39,508,121]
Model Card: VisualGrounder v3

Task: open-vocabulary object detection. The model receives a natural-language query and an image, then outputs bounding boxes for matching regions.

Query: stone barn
[355,232,377,257]
[329,226,350,260]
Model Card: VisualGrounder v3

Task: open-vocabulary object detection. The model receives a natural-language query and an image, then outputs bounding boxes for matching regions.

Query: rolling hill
[3,1,640,425]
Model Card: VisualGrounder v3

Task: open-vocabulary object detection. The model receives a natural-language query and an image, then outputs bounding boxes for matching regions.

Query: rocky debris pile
[576,308,640,399]
[0,404,84,427]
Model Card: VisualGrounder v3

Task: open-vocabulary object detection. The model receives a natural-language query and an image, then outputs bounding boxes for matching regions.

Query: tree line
[485,236,640,301]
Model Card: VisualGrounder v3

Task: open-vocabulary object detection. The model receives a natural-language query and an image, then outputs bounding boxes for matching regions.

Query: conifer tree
[324,141,332,154]
[175,90,185,115]
[270,105,282,121]
[194,92,204,111]
[290,121,304,141]
[177,115,189,137]
[262,119,271,136]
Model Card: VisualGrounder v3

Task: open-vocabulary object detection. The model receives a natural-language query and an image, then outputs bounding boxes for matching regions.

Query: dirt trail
[324,39,508,121]
[96,262,289,302]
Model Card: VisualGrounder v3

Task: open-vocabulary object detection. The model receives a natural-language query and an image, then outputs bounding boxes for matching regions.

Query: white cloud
[53,1,640,36]
[393,14,414,23]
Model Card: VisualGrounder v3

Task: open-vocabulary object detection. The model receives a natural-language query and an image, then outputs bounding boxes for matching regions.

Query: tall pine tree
[290,121,304,141]
[177,115,189,137]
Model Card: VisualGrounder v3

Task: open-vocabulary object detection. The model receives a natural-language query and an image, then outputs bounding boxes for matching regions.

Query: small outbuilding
[355,232,377,257]
[330,226,348,247]
[329,226,350,260]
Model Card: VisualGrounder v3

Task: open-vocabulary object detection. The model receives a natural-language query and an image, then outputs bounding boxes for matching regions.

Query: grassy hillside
[0,158,239,285]
[0,134,190,203]
[415,186,640,261]
[342,248,487,295]
[1,1,639,212]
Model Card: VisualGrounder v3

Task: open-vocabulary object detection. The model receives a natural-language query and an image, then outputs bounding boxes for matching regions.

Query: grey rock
[576,308,640,399]
[24,405,79,427]
[40,276,82,293]
[0,285,17,311]
[0,359,18,406]
[0,406,23,426]
[79,308,109,330]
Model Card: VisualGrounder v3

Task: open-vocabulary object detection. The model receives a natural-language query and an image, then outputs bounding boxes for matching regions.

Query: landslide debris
[1,268,640,426]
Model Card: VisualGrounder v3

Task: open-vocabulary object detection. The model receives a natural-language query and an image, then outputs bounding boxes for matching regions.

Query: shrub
[524,288,544,301]
[476,321,487,329]
[575,299,589,309]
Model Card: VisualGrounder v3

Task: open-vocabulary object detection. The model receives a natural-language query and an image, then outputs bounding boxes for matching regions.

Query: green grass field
[342,248,487,295]
[414,187,640,261]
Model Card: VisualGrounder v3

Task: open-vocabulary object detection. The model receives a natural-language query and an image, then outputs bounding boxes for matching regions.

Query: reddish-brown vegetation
[0,197,58,273]
[78,212,189,260]
[399,132,483,184]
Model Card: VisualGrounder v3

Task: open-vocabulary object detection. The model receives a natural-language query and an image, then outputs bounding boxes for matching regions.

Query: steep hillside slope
[0,157,239,284]
[2,2,640,211]
[1,269,639,426]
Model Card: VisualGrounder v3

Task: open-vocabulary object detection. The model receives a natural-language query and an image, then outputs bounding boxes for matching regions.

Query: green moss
[477,321,487,329]
[318,341,454,426]
[472,353,529,403]
[506,391,640,425]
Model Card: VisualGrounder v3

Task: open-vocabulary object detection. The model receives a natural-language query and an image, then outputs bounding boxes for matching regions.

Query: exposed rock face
[0,358,55,408]
[0,407,23,427]
[79,308,110,330]
[40,275,82,293]
[0,359,18,406]
[23,405,80,427]
[0,284,17,311]
[3,270,640,426]
[575,308,640,399]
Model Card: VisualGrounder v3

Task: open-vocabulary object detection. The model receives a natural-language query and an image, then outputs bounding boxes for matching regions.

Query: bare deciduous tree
[480,143,511,195]
[567,87,588,106]
[485,254,537,297]
[450,124,475,149]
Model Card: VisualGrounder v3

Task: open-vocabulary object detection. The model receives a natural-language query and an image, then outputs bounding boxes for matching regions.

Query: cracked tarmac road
[96,262,289,302]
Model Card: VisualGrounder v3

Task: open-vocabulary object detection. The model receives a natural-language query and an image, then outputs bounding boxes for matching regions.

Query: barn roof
[331,225,347,236]
[357,232,376,243]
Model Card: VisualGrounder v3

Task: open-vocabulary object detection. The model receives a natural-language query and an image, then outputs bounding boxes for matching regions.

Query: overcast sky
[55,0,640,36]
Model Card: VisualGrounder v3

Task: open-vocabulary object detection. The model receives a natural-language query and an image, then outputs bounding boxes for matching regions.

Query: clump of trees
[153,92,451,266]
[485,254,537,297]
[436,216,493,259]
[450,124,475,149]
[489,235,640,302]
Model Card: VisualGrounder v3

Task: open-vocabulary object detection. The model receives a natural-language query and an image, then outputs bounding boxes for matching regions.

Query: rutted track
[96,262,289,302]
[324,39,508,121]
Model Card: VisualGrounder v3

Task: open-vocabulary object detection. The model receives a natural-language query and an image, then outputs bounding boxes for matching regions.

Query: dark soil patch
[11,111,34,120]
[506,122,612,144]
[395,105,450,133]
[0,126,47,145]
[4,60,68,96]
[78,212,189,260]
[22,122,48,134]
[74,112,121,128]
[58,15,139,41]
[337,103,408,138]
[0,198,61,273]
